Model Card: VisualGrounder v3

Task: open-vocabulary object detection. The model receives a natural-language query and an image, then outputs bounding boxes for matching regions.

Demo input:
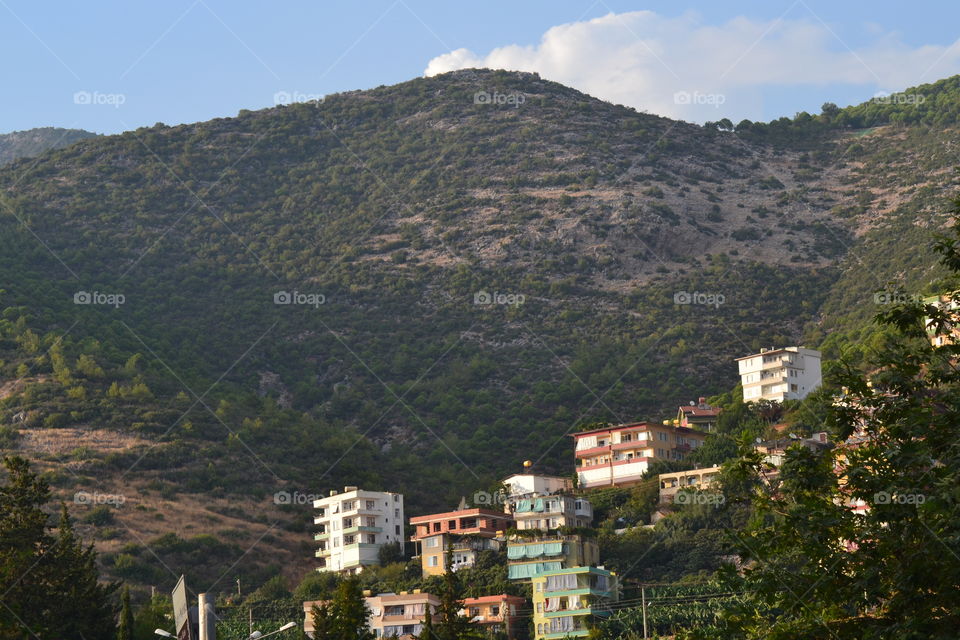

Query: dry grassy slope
[10,427,308,587]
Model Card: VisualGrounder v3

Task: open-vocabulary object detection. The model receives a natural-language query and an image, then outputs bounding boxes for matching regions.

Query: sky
[3,1,960,135]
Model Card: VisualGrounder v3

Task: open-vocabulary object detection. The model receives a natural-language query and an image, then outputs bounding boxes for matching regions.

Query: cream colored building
[313,486,404,574]
[737,347,822,403]
[304,591,439,639]
[658,466,721,503]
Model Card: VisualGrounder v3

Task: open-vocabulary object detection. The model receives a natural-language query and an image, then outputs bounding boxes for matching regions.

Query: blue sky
[3,1,960,134]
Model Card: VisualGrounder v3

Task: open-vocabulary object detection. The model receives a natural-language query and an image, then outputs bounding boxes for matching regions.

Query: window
[491,606,500,616]
[536,603,542,613]
[428,556,439,567]
[395,525,401,535]
[366,500,375,509]
[394,495,400,502]
[366,534,376,544]
[426,537,439,548]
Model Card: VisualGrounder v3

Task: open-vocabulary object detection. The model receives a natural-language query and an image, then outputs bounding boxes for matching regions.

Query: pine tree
[311,602,332,639]
[433,541,475,640]
[327,575,374,640]
[117,586,133,640]
[0,456,119,639]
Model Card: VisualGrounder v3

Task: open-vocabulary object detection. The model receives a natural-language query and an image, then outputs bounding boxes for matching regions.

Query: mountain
[0,69,957,592]
[0,127,97,166]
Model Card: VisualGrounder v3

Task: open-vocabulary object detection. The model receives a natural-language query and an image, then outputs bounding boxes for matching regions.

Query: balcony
[315,548,331,557]
[342,525,382,536]
[314,532,329,541]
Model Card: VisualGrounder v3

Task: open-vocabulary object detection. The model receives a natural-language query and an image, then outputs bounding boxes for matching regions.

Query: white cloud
[424,11,960,123]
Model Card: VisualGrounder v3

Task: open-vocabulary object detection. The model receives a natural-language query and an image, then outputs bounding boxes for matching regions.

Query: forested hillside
[0,69,956,592]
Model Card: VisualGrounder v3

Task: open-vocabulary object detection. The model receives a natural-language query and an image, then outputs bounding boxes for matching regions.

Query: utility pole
[641,586,648,639]
[198,593,211,640]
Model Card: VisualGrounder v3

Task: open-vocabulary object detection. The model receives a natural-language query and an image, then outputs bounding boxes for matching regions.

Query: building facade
[532,567,619,640]
[573,422,707,490]
[736,347,822,403]
[676,397,721,431]
[502,473,572,499]
[313,487,404,573]
[461,595,526,640]
[506,534,600,581]
[511,495,593,531]
[410,507,514,577]
[658,466,721,503]
[923,292,960,347]
[304,591,439,639]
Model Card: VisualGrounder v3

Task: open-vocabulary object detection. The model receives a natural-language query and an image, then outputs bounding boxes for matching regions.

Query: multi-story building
[460,595,526,640]
[502,473,572,499]
[511,495,593,530]
[676,397,721,431]
[573,422,707,490]
[923,292,960,347]
[506,534,599,581]
[736,347,822,403]
[410,507,514,576]
[313,487,404,574]
[756,432,830,468]
[303,591,439,639]
[532,567,619,640]
[658,466,721,503]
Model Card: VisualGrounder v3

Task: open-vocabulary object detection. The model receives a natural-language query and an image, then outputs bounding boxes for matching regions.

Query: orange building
[461,594,526,639]
[410,507,514,576]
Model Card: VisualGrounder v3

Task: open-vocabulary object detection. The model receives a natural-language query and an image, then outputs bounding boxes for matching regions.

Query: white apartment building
[313,486,404,574]
[736,347,822,403]
[502,473,572,499]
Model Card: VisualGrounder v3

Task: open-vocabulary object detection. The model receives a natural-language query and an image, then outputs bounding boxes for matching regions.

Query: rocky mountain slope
[0,127,96,166]
[0,69,957,593]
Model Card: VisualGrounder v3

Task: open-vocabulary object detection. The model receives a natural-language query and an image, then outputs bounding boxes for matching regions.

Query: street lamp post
[248,622,296,640]
[155,630,176,639]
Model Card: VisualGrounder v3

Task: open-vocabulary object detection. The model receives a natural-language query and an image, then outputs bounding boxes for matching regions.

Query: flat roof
[409,507,513,524]
[463,594,526,604]
[571,422,650,438]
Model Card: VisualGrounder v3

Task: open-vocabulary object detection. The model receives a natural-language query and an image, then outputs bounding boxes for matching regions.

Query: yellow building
[532,566,619,639]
